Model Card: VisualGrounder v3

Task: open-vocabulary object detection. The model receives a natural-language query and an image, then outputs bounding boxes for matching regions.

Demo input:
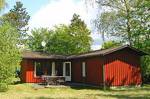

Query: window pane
[65,63,70,76]
[82,62,86,77]
[35,62,44,76]
[57,62,63,76]
[47,62,52,76]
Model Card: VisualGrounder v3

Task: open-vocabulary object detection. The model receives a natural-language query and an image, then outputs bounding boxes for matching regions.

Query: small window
[34,62,44,77]
[65,63,71,76]
[82,62,86,77]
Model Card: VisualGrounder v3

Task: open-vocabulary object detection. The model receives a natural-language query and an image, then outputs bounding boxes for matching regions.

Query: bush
[0,83,8,92]
[0,22,21,92]
[141,56,150,84]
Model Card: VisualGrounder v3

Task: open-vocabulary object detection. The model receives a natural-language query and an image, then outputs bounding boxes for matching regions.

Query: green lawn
[0,83,150,99]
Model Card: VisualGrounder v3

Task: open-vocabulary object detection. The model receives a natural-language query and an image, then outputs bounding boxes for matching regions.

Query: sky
[4,0,103,50]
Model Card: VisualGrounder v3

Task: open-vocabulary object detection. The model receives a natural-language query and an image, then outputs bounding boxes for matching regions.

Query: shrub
[0,83,8,92]
[0,22,21,91]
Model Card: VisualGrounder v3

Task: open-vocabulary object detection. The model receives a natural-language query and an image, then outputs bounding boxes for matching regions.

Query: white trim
[34,61,42,78]
[63,63,65,77]
[51,62,56,76]
[34,62,36,78]
[82,62,86,77]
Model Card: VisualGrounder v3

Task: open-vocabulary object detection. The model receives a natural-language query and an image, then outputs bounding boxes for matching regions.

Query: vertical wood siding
[72,56,103,86]
[21,59,44,83]
[104,49,142,86]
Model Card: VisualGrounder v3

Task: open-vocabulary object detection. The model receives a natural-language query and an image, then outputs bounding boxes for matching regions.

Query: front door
[63,62,71,81]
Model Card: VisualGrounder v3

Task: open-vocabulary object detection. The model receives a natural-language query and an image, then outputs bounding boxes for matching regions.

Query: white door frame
[63,62,71,81]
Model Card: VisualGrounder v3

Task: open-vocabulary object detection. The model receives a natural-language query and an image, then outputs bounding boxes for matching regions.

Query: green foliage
[2,1,30,44]
[102,41,122,49]
[45,25,76,55]
[141,56,150,83]
[28,14,92,55]
[0,22,21,91]
[0,83,8,92]
[95,0,149,45]
[27,28,50,51]
[69,13,92,53]
[94,11,117,41]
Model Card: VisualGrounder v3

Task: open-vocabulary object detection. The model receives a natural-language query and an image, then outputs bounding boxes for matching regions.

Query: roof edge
[22,45,148,59]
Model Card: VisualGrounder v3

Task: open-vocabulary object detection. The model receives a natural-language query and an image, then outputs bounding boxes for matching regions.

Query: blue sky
[4,0,103,50]
[5,0,50,15]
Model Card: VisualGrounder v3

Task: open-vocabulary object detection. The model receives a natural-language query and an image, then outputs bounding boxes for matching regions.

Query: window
[82,62,86,77]
[65,63,71,76]
[46,62,52,76]
[34,62,44,77]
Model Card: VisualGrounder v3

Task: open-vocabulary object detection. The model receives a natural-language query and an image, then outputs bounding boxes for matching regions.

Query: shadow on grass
[107,86,150,92]
[65,82,104,90]
[25,97,78,99]
[25,97,53,99]
[70,86,103,90]
[13,80,23,85]
[86,93,150,99]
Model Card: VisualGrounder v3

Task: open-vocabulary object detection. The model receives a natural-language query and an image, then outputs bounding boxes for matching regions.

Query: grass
[0,83,150,99]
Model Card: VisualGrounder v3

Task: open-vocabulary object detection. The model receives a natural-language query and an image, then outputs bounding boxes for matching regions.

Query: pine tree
[69,13,92,53]
[3,1,30,45]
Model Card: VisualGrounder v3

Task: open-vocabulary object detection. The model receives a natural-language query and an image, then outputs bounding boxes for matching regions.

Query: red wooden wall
[21,48,142,86]
[21,59,44,83]
[71,56,103,86]
[104,49,142,86]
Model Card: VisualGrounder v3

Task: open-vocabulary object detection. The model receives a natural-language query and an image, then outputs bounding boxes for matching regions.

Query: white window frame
[34,61,42,78]
[82,62,86,77]
[51,62,56,76]
[63,62,71,81]
[34,62,37,77]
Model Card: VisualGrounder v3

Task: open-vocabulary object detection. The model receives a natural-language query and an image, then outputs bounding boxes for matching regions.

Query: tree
[28,24,89,55]
[2,1,30,45]
[102,40,122,49]
[45,25,76,55]
[94,11,117,42]
[92,0,149,45]
[27,28,50,51]
[0,22,21,91]
[28,25,74,55]
[0,0,6,10]
[132,1,150,83]
[69,13,92,53]
[28,14,92,55]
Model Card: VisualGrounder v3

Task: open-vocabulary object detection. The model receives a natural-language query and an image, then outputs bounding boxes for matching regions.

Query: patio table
[42,75,65,85]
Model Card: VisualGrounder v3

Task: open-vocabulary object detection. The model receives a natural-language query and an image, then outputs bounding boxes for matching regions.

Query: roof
[22,51,66,59]
[22,45,148,59]
[68,45,148,59]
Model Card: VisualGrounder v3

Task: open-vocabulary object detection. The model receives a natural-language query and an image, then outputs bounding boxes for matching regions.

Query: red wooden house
[21,45,147,86]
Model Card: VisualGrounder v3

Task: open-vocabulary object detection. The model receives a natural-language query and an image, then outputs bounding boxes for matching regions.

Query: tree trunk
[123,0,132,46]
